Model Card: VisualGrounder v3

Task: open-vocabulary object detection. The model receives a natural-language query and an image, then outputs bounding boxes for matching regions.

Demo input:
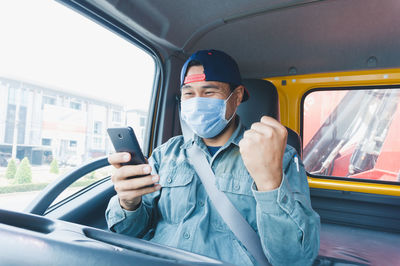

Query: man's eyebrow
[181,84,193,89]
[181,84,222,90]
[201,85,221,89]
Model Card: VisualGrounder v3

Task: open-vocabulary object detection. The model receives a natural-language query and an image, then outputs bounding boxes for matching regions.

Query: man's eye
[183,92,193,96]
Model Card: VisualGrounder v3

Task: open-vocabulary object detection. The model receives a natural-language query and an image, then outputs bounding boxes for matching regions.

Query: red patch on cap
[184,73,206,84]
[208,52,212,55]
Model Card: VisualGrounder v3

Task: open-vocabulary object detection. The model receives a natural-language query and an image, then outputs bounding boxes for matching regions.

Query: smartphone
[107,127,146,166]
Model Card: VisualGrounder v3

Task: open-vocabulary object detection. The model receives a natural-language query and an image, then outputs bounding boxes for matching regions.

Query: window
[93,121,102,135]
[20,88,29,106]
[70,101,81,110]
[4,105,27,144]
[8,87,16,104]
[112,111,121,122]
[303,88,400,183]
[8,87,29,106]
[43,96,56,105]
[69,140,77,148]
[4,104,16,144]
[42,138,52,146]
[0,0,155,212]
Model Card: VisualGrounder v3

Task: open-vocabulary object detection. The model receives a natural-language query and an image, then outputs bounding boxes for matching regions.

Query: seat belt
[178,102,271,266]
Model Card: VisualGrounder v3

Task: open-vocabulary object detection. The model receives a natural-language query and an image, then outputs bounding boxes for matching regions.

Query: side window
[0,1,155,211]
[303,88,400,183]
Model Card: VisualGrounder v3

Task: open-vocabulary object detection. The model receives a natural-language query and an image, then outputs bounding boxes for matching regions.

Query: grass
[0,165,113,195]
[0,179,102,194]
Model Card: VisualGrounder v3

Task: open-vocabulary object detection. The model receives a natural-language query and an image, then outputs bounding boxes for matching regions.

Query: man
[106,50,320,265]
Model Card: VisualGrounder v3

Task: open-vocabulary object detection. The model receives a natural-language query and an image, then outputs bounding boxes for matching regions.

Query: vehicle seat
[237,79,303,158]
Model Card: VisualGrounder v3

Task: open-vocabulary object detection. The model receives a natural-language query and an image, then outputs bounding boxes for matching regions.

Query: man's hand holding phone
[108,152,161,211]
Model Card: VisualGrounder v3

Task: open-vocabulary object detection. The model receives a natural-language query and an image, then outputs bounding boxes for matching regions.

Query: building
[0,77,147,166]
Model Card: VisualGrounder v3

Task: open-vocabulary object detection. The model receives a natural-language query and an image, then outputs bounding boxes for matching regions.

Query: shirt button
[281,195,288,204]
[199,201,204,207]
[233,184,240,191]
[167,177,172,183]
[183,232,190,239]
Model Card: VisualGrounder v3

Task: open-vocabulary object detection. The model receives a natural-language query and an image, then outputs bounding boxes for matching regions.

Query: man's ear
[235,86,245,106]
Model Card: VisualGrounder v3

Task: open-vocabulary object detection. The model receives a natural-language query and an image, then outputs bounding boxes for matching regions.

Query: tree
[5,159,17,179]
[50,158,59,174]
[15,157,32,184]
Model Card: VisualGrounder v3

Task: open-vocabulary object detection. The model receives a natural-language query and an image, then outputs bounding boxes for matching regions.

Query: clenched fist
[238,116,288,191]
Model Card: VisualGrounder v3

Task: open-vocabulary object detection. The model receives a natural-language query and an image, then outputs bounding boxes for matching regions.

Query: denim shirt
[106,122,320,266]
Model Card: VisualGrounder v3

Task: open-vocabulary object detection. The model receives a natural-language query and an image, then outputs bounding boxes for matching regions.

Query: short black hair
[187,60,202,68]
[186,60,238,92]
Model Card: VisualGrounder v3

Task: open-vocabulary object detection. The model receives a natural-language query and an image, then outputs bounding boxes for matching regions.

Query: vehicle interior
[1,0,400,265]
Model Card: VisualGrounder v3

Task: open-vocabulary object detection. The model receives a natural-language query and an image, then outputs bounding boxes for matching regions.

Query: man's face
[181,65,244,119]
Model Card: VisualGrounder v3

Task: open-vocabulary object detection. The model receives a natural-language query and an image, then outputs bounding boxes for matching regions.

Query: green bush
[50,158,59,174]
[85,171,96,179]
[5,158,17,179]
[0,183,48,194]
[0,179,102,194]
[14,157,32,184]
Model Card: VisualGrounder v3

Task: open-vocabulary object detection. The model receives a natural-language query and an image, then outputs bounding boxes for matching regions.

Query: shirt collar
[180,116,246,150]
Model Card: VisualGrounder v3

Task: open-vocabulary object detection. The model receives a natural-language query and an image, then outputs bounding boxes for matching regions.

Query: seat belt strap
[178,102,270,265]
[186,146,270,266]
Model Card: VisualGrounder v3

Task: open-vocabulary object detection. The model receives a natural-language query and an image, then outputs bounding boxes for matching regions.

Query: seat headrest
[237,79,302,157]
[237,79,279,128]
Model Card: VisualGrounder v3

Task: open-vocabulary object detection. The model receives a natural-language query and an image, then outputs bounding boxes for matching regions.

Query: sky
[0,0,155,111]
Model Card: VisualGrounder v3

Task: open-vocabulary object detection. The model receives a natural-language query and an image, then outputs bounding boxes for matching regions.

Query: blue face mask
[181,93,235,139]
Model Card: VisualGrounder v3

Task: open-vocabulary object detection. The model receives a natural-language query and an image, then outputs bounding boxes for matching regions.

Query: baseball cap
[180,49,249,102]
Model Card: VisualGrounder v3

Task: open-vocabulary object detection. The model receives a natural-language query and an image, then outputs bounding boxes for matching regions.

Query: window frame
[0,0,163,215]
[44,0,163,208]
[69,101,82,110]
[61,0,163,158]
[93,121,102,135]
[112,110,121,123]
[301,85,400,186]
[42,138,52,146]
[43,95,56,106]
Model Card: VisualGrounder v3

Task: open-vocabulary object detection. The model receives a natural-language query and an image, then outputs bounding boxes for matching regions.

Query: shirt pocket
[158,162,195,224]
[231,238,256,266]
[211,171,257,232]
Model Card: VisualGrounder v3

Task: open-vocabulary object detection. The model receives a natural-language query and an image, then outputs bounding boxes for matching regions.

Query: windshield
[0,0,155,211]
